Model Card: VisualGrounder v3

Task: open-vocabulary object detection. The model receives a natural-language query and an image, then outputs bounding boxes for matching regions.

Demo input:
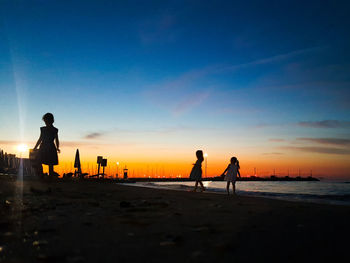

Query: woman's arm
[55,134,60,153]
[33,134,42,150]
[237,169,241,178]
[221,165,230,176]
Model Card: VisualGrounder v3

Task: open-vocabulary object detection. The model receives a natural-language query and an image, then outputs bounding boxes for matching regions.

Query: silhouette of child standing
[34,113,60,176]
[190,150,205,192]
[221,157,241,195]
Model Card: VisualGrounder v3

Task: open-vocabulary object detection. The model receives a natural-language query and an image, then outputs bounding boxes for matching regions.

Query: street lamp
[116,162,119,178]
[204,153,208,177]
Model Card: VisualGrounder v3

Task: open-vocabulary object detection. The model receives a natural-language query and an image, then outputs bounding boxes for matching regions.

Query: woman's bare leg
[49,165,54,176]
[226,181,230,195]
[199,181,205,191]
[232,182,236,195]
[193,181,198,191]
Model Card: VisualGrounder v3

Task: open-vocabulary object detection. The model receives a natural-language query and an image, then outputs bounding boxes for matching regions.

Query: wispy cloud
[145,46,323,116]
[138,14,178,44]
[147,66,215,94]
[253,120,350,130]
[262,152,284,155]
[83,125,205,137]
[154,47,323,92]
[84,132,105,139]
[297,137,350,146]
[61,140,136,148]
[280,146,350,155]
[220,46,325,72]
[298,120,350,128]
[172,91,210,116]
[253,123,289,129]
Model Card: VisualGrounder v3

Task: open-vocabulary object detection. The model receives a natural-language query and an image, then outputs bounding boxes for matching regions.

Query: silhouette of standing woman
[33,113,60,176]
[190,150,205,192]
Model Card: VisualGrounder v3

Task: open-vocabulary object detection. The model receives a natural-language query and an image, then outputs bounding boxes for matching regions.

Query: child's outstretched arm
[55,134,60,153]
[221,165,230,176]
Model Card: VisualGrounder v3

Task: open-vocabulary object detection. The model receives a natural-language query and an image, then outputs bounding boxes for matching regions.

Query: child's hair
[42,113,54,125]
[231,157,240,169]
[196,150,204,161]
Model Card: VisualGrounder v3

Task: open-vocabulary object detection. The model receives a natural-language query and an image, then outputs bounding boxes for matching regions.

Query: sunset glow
[0,139,348,179]
[1,2,350,263]
[16,144,28,153]
[0,1,349,179]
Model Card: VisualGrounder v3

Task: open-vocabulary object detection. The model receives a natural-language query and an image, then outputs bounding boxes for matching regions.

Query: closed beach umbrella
[74,149,81,174]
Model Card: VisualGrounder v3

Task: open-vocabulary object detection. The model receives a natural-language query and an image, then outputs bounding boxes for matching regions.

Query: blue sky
[0,0,350,176]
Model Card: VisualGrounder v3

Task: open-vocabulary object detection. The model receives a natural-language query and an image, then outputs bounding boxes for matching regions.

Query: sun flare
[16,144,28,153]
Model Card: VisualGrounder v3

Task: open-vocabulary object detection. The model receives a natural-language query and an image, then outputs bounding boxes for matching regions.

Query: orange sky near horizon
[1,141,349,179]
[1,1,350,181]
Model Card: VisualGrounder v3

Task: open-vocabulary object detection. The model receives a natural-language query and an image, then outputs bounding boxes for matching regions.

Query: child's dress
[39,126,59,165]
[224,164,238,182]
[190,159,202,181]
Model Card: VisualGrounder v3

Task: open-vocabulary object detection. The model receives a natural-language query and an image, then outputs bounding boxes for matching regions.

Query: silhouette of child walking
[190,150,205,192]
[34,113,60,176]
[221,157,241,195]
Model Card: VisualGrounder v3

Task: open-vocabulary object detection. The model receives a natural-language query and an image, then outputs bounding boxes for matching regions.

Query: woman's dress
[224,164,238,182]
[39,126,58,165]
[190,159,202,181]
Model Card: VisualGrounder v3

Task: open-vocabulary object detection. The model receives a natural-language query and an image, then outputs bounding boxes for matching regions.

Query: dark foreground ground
[1,175,349,263]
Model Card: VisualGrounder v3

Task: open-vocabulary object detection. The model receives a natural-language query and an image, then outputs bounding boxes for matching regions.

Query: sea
[130,180,350,206]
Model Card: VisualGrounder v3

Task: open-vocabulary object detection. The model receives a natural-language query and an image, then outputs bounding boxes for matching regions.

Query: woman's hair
[231,157,240,169]
[196,150,204,161]
[42,113,54,125]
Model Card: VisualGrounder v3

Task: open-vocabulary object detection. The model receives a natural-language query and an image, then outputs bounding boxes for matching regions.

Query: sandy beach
[1,175,349,262]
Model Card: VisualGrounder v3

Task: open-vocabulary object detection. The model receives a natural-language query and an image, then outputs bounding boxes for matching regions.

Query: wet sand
[1,175,349,262]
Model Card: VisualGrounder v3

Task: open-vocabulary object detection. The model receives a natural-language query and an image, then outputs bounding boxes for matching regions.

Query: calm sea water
[133,181,350,206]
